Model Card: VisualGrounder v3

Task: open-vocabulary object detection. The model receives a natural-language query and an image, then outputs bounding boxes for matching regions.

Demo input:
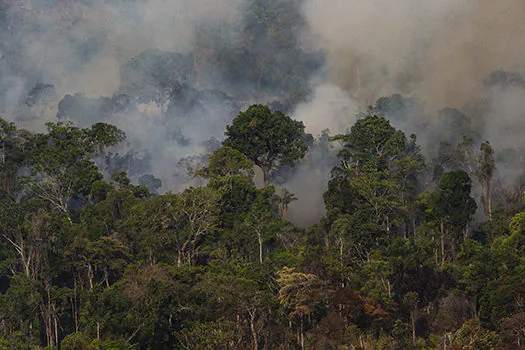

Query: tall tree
[125,187,219,266]
[224,104,312,186]
[435,170,477,265]
[476,141,496,221]
[277,267,325,350]
[0,119,28,195]
[273,188,297,220]
[27,122,125,220]
[327,113,424,235]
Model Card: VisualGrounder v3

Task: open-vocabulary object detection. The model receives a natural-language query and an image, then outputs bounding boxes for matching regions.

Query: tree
[0,118,30,195]
[234,186,280,263]
[224,104,312,186]
[273,188,297,220]
[138,174,162,195]
[27,122,125,220]
[435,170,477,265]
[403,292,419,346]
[277,267,325,350]
[327,113,424,235]
[476,141,496,221]
[125,187,219,266]
[451,319,499,349]
[196,146,255,183]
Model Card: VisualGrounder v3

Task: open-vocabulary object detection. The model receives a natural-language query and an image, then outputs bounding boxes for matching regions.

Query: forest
[1,0,525,349]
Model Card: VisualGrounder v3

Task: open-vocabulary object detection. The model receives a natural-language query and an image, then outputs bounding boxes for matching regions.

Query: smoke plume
[301,0,525,112]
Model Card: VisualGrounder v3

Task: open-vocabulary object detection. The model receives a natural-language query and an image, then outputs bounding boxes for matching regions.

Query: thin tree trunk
[148,248,154,266]
[300,315,304,350]
[262,167,269,187]
[54,310,58,349]
[340,237,344,287]
[411,311,416,346]
[440,221,445,269]
[249,309,258,350]
[472,295,478,320]
[258,231,263,264]
[87,263,94,290]
[70,282,77,333]
[487,183,492,221]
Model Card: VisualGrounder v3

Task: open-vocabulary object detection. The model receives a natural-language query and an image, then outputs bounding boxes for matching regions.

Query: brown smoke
[302,0,525,113]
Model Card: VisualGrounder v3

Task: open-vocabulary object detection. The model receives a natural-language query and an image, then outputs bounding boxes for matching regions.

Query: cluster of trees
[1,101,525,349]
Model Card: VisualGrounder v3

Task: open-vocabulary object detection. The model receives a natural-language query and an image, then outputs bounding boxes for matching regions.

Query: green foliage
[326,113,424,248]
[197,146,255,181]
[60,332,92,350]
[436,170,477,234]
[510,212,525,234]
[224,104,312,185]
[123,187,220,265]
[0,98,524,349]
[452,319,499,349]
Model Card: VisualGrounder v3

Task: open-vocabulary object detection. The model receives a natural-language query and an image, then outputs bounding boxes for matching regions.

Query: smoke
[301,0,525,112]
[292,84,358,136]
[276,84,356,225]
[0,0,248,192]
[275,0,525,223]
[5,0,244,97]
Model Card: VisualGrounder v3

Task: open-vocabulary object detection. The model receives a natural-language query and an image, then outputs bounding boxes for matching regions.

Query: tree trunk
[87,263,94,290]
[300,314,304,350]
[487,182,492,221]
[411,310,416,346]
[440,221,445,269]
[472,295,478,320]
[258,231,263,264]
[177,249,182,267]
[249,309,258,350]
[340,237,344,287]
[434,242,439,266]
[262,167,269,187]
[54,310,59,349]
[148,248,154,266]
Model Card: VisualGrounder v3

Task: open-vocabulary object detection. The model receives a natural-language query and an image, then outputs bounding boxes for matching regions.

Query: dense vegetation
[1,101,525,349]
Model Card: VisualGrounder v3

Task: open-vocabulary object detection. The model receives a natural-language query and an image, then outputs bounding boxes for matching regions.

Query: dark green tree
[476,141,496,221]
[224,104,312,186]
[435,170,477,265]
[327,113,424,236]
